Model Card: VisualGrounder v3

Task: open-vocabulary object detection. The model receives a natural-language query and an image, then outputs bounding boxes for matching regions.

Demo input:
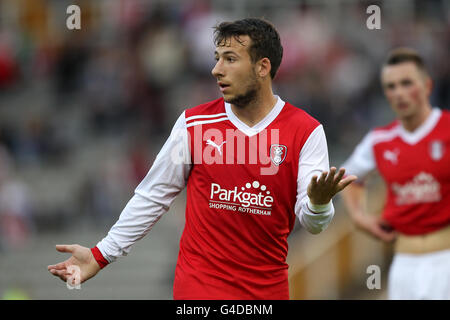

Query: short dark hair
[213,18,283,79]
[383,47,428,76]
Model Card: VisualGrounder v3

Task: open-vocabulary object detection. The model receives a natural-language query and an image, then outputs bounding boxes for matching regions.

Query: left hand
[307,167,357,205]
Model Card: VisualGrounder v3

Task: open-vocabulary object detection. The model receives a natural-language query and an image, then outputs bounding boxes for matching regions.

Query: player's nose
[393,86,408,99]
[211,60,224,78]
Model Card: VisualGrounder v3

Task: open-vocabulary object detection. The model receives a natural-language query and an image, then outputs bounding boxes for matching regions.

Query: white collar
[225,95,285,137]
[399,108,442,145]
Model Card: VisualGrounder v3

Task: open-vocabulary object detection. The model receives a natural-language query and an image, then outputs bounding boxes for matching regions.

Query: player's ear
[257,58,272,78]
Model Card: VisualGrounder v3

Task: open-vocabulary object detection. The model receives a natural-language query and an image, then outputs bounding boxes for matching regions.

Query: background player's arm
[341,182,396,242]
[340,181,366,224]
[48,112,191,281]
[340,132,396,242]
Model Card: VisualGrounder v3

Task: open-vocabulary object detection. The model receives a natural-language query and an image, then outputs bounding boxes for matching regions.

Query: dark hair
[213,18,283,79]
[383,47,428,75]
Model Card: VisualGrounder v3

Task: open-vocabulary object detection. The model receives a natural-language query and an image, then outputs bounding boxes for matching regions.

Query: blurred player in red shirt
[48,18,356,299]
[341,48,450,299]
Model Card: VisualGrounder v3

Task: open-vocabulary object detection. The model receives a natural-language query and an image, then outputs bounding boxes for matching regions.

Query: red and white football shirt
[95,96,335,299]
[343,108,450,235]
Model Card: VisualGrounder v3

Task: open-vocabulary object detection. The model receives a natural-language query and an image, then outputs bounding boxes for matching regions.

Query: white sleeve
[96,112,191,262]
[295,125,335,234]
[341,131,376,180]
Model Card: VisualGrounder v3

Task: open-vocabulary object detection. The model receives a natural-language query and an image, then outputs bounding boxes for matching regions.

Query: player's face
[212,35,261,107]
[381,62,432,120]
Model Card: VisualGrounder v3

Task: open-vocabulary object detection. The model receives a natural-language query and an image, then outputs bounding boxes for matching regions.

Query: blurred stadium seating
[0,0,448,299]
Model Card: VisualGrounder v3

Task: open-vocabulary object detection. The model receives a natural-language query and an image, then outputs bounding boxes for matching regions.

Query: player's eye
[385,83,395,90]
[401,79,413,87]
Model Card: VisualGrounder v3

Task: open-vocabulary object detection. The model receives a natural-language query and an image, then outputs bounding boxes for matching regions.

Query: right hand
[354,214,397,242]
[48,244,101,285]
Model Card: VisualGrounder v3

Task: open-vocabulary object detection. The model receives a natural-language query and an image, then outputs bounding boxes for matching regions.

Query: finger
[372,221,396,240]
[376,229,397,242]
[387,232,397,242]
[318,171,328,184]
[47,262,66,270]
[49,268,68,281]
[49,268,65,275]
[310,175,319,187]
[333,168,346,185]
[325,167,337,183]
[56,244,76,253]
[383,234,397,243]
[337,175,358,190]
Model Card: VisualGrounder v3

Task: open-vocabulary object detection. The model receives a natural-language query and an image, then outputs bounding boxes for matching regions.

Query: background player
[341,48,450,299]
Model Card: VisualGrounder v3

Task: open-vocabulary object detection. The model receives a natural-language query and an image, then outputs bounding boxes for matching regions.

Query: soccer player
[341,48,450,299]
[48,18,356,299]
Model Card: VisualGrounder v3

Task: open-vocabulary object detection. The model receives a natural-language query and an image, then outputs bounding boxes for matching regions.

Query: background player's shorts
[388,249,450,299]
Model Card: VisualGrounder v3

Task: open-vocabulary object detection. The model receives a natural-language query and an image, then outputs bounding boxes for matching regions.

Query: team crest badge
[270,144,287,166]
[429,140,444,161]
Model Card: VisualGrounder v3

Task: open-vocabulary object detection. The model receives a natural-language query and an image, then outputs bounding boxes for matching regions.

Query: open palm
[308,167,357,205]
[48,244,100,285]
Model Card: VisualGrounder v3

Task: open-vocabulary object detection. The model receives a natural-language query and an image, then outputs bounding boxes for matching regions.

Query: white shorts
[388,249,450,300]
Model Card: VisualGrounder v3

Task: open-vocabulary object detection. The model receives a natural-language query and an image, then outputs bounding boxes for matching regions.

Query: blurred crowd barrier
[0,0,449,299]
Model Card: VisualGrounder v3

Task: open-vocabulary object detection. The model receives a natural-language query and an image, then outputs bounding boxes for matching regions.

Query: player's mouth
[218,82,230,93]
[397,102,409,110]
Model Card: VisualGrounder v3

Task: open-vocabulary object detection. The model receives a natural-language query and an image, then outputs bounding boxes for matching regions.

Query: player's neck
[400,104,433,132]
[230,88,277,128]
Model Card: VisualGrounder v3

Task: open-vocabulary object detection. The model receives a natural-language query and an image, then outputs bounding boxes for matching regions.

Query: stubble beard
[227,72,260,109]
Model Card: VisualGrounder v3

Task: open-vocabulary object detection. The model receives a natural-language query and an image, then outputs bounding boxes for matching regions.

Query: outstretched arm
[95,111,191,263]
[48,112,191,282]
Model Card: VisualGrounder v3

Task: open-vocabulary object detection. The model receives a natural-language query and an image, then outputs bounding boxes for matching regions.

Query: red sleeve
[91,246,109,269]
